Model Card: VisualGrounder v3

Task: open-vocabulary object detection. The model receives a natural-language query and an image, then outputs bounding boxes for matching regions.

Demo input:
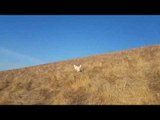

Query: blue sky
[0,15,160,71]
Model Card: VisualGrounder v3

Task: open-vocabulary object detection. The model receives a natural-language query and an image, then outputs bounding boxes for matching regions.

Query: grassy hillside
[0,45,160,105]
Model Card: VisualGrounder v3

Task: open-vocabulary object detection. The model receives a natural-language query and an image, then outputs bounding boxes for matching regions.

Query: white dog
[74,65,82,72]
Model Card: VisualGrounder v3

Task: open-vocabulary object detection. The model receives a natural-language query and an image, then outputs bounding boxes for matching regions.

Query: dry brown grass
[0,44,160,105]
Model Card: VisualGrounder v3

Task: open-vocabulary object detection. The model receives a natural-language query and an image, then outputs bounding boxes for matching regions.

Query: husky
[74,65,82,72]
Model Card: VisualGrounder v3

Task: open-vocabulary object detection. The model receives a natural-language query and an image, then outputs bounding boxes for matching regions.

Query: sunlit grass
[0,44,160,104]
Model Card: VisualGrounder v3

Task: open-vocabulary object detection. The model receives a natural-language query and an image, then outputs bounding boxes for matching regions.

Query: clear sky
[0,15,160,71]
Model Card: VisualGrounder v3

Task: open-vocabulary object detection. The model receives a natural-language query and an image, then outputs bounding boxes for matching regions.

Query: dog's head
[74,65,82,72]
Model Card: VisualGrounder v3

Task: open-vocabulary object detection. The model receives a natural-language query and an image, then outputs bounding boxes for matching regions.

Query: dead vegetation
[0,44,160,104]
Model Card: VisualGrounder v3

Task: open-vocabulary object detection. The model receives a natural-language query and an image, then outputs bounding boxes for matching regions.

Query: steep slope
[0,45,160,105]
